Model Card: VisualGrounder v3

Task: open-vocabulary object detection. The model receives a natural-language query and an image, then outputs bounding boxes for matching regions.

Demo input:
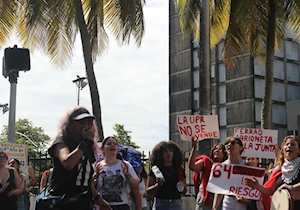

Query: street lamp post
[0,103,9,114]
[2,45,31,143]
[72,75,88,105]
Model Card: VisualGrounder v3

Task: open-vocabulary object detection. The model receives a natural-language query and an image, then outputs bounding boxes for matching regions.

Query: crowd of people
[1,105,300,210]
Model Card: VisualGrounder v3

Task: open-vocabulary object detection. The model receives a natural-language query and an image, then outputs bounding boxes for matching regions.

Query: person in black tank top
[47,106,111,210]
[0,151,23,210]
[147,141,186,210]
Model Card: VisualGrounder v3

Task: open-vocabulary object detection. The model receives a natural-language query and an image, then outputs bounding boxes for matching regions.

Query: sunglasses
[225,141,238,146]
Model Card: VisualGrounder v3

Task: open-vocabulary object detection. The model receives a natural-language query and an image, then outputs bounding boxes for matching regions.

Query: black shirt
[149,165,186,199]
[48,136,94,199]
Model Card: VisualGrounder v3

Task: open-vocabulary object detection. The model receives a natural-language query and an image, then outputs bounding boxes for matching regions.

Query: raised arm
[244,177,276,196]
[188,137,204,172]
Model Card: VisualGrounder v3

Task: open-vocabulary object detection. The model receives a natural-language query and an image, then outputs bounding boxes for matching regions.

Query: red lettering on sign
[223,164,232,179]
[212,163,222,178]
[178,126,192,136]
[232,166,264,177]
[228,186,260,198]
[229,186,235,194]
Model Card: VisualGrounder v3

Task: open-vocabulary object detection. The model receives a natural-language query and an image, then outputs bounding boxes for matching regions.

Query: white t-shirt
[139,178,147,208]
[96,160,138,206]
[222,159,246,210]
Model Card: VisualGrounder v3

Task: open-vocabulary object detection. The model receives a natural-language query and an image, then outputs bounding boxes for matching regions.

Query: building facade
[169,1,300,153]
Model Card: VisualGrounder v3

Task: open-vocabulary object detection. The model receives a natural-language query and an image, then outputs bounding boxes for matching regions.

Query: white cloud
[0,0,168,153]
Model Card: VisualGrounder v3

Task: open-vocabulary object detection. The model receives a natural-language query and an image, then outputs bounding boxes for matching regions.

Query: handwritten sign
[177,115,220,141]
[234,128,278,159]
[0,143,28,173]
[207,163,265,200]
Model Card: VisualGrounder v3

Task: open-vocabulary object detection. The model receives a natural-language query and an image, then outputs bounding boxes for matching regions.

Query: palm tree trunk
[261,0,276,129]
[199,0,211,115]
[73,0,104,141]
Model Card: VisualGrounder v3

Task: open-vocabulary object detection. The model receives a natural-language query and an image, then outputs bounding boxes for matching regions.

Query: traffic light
[2,46,30,78]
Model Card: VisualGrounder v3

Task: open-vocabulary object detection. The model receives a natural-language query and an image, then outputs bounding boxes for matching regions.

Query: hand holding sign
[191,137,198,149]
[244,177,259,189]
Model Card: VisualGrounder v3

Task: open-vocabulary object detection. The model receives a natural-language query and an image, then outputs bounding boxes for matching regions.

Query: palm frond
[0,0,18,47]
[210,0,230,48]
[285,0,300,40]
[174,0,200,38]
[86,0,109,62]
[223,0,248,67]
[16,0,48,50]
[104,0,145,46]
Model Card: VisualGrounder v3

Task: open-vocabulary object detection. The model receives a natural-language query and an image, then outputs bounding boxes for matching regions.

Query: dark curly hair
[209,143,227,162]
[149,141,183,168]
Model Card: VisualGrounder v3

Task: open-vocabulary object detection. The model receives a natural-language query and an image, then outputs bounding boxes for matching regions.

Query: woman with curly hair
[44,106,111,210]
[245,135,300,210]
[188,137,227,210]
[146,141,186,210]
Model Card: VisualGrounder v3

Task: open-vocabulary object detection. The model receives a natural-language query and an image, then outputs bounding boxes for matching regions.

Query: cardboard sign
[234,128,278,159]
[177,115,220,141]
[0,143,28,173]
[207,163,265,200]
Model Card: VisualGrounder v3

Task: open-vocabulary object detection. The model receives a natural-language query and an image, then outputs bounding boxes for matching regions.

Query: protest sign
[207,163,265,200]
[0,143,28,172]
[234,128,278,159]
[177,115,220,141]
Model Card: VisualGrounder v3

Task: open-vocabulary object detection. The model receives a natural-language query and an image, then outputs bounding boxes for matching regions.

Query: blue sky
[0,0,168,153]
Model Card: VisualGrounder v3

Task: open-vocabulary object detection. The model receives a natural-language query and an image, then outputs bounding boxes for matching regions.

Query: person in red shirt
[188,137,227,210]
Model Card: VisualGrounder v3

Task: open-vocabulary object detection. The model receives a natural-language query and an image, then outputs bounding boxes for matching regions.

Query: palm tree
[0,0,145,140]
[174,0,230,115]
[175,0,300,129]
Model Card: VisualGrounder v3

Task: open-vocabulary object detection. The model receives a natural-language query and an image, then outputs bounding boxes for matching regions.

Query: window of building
[274,60,284,80]
[212,107,217,115]
[286,62,299,82]
[255,101,262,122]
[286,41,298,61]
[219,107,227,126]
[254,59,265,76]
[272,104,286,125]
[220,129,227,143]
[193,70,199,88]
[272,82,285,102]
[218,42,224,61]
[254,78,264,99]
[211,64,215,79]
[287,84,300,100]
[193,50,199,68]
[219,63,226,82]
[193,90,199,109]
[219,85,226,104]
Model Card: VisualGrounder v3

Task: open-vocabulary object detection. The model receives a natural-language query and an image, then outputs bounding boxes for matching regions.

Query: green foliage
[0,118,52,156]
[113,123,140,149]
